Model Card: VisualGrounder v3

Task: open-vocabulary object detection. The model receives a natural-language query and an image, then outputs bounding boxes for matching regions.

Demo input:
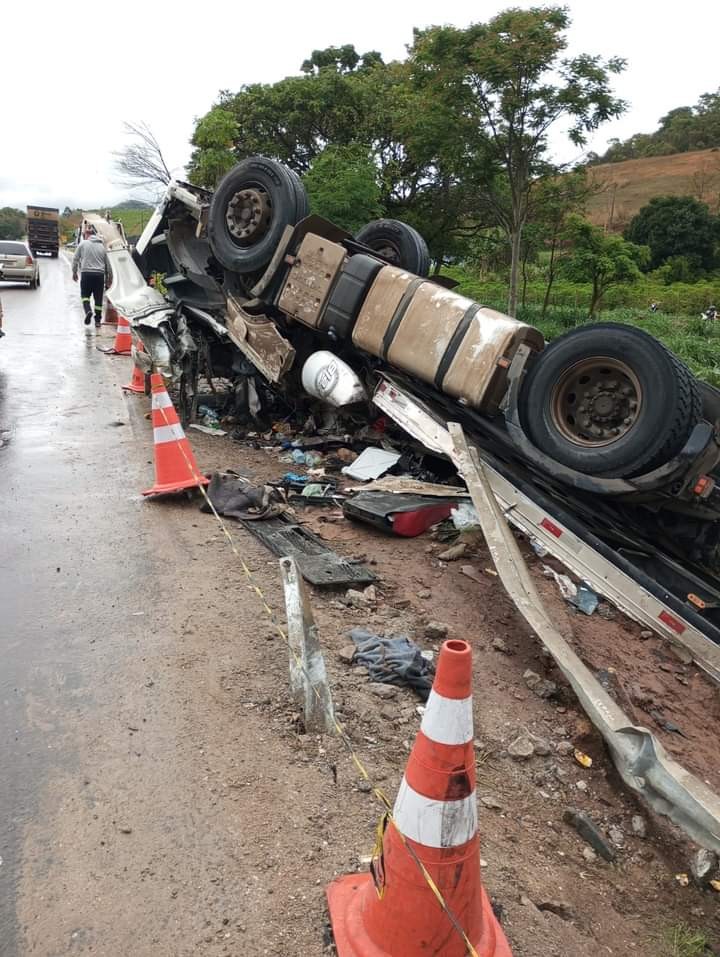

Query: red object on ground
[142,373,209,497]
[327,639,513,956]
[391,502,454,536]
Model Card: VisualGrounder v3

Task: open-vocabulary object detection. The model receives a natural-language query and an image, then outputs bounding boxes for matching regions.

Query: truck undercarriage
[104,160,720,650]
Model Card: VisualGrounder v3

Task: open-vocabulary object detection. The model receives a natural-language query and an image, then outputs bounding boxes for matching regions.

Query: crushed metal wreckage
[97,159,720,852]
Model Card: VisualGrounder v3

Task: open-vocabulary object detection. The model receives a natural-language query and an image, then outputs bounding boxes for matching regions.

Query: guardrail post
[280,556,336,734]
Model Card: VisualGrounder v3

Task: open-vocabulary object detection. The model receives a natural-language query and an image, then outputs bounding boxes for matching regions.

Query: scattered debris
[350,628,436,699]
[424,621,449,641]
[345,585,377,608]
[491,637,509,654]
[631,815,647,838]
[438,542,468,562]
[238,516,375,587]
[343,491,458,537]
[189,423,227,437]
[507,733,536,759]
[541,565,599,615]
[451,502,481,531]
[608,825,625,848]
[460,565,484,584]
[341,448,401,481]
[690,848,719,889]
[368,683,398,700]
[574,749,593,769]
[562,808,617,862]
[202,472,286,520]
[523,669,558,699]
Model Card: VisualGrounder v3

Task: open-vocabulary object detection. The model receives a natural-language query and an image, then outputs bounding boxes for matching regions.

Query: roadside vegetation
[656,923,715,957]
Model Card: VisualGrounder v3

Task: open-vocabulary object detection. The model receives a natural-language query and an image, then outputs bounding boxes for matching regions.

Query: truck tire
[208,157,307,274]
[519,322,702,478]
[355,219,430,277]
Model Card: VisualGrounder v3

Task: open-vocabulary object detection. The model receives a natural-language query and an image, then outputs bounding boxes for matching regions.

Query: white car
[0,240,40,288]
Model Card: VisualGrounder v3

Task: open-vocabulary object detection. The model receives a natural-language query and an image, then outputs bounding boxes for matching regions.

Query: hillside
[585,148,720,232]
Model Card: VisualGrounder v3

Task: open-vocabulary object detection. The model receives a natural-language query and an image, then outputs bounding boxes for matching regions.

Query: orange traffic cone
[327,639,512,957]
[142,373,209,497]
[97,313,132,356]
[122,341,147,394]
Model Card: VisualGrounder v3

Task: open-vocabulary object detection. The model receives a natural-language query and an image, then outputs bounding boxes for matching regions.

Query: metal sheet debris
[341,447,401,482]
[239,516,376,587]
[449,423,720,853]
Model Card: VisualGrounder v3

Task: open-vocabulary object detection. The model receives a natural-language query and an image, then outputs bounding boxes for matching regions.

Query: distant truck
[27,206,59,257]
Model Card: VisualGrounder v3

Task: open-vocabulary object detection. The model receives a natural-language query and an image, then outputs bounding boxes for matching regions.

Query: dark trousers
[80,271,104,322]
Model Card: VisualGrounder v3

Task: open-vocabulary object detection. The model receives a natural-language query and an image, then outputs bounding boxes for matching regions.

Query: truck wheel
[519,322,701,478]
[355,219,430,277]
[208,157,307,274]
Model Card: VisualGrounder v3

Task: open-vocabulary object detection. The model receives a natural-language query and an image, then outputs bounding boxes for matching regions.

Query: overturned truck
[113,157,720,613]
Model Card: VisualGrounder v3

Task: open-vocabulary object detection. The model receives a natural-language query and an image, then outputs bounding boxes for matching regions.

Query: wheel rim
[371,241,401,265]
[225,187,272,246]
[550,357,642,447]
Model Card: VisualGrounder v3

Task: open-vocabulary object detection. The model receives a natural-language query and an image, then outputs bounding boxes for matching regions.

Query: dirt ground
[4,260,719,956]
[139,421,720,957]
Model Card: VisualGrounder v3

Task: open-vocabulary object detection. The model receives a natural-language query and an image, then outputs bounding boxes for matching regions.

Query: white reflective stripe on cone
[420,690,474,746]
[152,391,174,410]
[154,423,186,444]
[393,777,477,848]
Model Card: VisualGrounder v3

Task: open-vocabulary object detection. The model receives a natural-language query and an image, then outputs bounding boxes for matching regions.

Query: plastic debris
[341,447,401,482]
[451,502,481,531]
[530,537,548,558]
[542,565,599,615]
[189,423,227,436]
[574,749,593,769]
[349,627,436,700]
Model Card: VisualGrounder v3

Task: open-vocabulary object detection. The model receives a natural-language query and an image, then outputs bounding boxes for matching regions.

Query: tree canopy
[624,195,720,273]
[188,15,624,307]
[562,215,648,316]
[0,207,25,241]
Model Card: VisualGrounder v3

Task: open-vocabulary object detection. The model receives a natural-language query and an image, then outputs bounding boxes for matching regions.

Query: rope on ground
[151,393,481,957]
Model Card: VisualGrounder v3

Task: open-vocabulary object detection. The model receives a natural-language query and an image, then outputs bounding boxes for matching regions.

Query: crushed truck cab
[119,157,720,579]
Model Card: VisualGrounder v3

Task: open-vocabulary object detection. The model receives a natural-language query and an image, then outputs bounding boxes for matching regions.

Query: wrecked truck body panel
[104,168,720,582]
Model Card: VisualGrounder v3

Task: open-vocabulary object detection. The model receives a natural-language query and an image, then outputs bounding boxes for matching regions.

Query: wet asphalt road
[0,258,156,954]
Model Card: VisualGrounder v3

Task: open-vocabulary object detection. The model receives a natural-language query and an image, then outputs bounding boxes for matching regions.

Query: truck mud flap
[238,516,375,587]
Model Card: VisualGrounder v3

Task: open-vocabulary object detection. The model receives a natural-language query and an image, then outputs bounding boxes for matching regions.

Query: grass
[656,923,714,957]
[584,148,720,232]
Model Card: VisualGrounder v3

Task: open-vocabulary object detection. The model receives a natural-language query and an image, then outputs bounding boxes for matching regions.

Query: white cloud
[2,0,718,210]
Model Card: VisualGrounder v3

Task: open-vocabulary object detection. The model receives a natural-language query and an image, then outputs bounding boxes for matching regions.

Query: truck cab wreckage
[102,158,720,851]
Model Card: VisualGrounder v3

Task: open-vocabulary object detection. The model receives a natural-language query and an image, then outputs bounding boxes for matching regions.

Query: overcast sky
[3,0,718,211]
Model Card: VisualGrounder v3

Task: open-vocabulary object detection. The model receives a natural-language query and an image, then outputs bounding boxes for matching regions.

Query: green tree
[410,7,626,315]
[624,195,720,273]
[0,207,25,240]
[561,215,648,317]
[188,107,239,188]
[303,144,381,232]
[188,48,487,266]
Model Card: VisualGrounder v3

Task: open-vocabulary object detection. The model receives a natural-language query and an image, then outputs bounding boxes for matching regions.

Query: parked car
[0,241,40,288]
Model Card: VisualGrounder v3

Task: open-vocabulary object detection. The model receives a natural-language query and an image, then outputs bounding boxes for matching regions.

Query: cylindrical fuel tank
[352,265,544,411]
